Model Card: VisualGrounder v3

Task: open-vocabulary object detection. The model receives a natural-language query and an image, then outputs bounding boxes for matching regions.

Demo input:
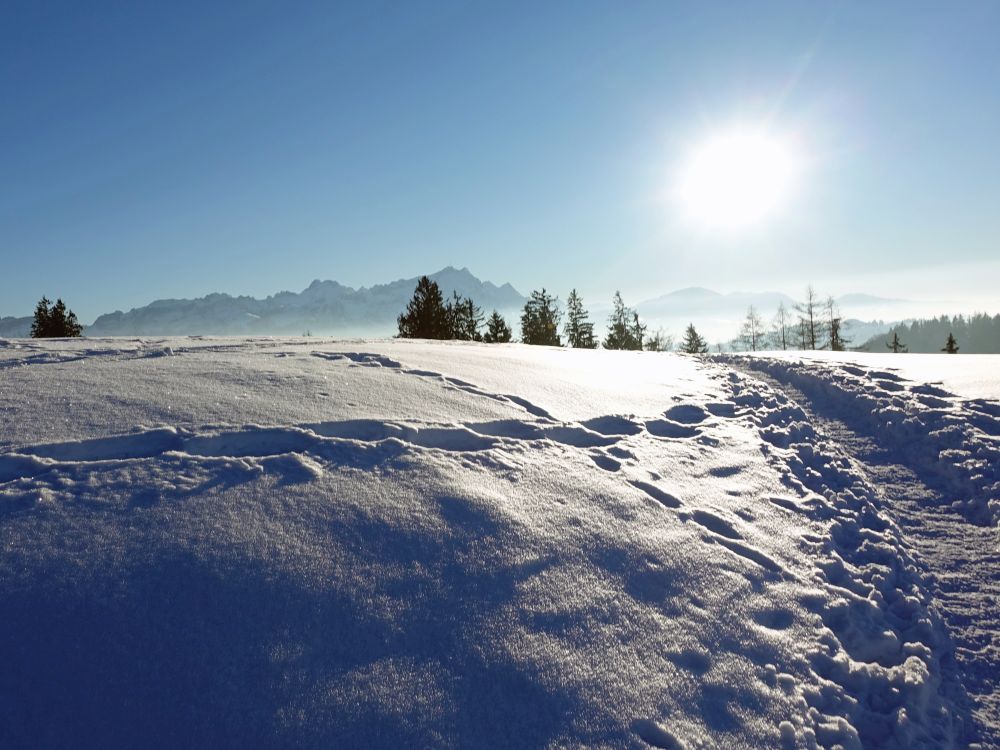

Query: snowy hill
[85,267,526,337]
[1,338,997,748]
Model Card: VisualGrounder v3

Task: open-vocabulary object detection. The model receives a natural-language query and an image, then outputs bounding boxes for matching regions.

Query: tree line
[862,313,1000,354]
[729,285,972,354]
[397,276,710,352]
[729,286,848,353]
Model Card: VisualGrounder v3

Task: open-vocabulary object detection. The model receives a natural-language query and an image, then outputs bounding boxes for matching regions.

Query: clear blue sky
[3,1,999,321]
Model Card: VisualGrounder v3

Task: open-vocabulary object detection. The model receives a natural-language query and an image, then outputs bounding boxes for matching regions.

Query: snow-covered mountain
[86,266,526,337]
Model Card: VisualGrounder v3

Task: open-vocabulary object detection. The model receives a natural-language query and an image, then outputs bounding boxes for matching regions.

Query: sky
[2,0,999,322]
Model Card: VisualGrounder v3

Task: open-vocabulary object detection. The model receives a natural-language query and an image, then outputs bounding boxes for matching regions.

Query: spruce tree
[825,297,848,352]
[444,292,483,341]
[31,296,82,337]
[630,312,646,351]
[563,289,596,348]
[942,333,959,354]
[397,276,448,339]
[520,289,561,346]
[483,311,512,343]
[603,291,643,350]
[30,297,51,338]
[886,332,907,353]
[679,323,708,354]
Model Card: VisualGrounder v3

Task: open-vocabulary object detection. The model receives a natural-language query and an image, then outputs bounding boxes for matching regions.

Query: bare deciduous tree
[739,305,765,351]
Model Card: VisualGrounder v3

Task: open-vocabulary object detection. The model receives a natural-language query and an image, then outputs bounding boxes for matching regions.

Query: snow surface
[1,337,996,749]
[744,350,1000,402]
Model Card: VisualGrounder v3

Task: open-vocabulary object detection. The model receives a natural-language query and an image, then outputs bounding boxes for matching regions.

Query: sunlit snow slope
[1,337,995,749]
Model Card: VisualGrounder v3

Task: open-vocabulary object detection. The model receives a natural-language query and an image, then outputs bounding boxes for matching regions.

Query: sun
[676,129,799,231]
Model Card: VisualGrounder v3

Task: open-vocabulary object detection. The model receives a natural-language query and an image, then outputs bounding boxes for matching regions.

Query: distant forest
[860,314,1000,354]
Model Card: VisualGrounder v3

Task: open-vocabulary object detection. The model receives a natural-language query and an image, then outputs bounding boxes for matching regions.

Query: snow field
[0,337,991,748]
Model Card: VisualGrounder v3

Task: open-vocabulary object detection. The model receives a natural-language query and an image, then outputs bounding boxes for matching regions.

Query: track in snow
[744,367,1000,749]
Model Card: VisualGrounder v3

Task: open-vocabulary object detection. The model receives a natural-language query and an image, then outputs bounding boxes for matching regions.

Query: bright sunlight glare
[676,129,799,231]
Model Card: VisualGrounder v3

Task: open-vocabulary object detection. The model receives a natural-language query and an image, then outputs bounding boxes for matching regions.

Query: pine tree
[825,297,848,352]
[444,292,483,341]
[30,297,51,338]
[59,301,83,337]
[397,276,448,339]
[563,289,597,348]
[739,305,765,351]
[483,310,512,343]
[520,289,562,346]
[461,296,484,341]
[886,331,907,353]
[31,296,83,338]
[679,323,708,354]
[630,312,646,351]
[603,291,643,350]
[942,332,959,354]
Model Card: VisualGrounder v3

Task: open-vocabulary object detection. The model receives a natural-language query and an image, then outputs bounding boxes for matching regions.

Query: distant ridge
[86,267,526,337]
[2,278,939,342]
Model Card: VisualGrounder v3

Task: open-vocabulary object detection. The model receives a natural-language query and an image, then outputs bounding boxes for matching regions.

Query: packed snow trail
[0,338,993,748]
[731,355,1000,748]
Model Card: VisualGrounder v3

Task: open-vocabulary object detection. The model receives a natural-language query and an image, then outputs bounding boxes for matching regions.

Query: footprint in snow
[688,509,742,539]
[646,420,701,439]
[662,404,709,424]
[633,719,686,749]
[590,453,621,472]
[628,480,682,509]
[752,608,795,630]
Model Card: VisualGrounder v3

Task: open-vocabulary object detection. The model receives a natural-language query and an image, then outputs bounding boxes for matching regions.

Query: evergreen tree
[825,297,848,352]
[520,289,562,346]
[679,323,708,354]
[483,310,513,343]
[30,297,51,338]
[630,312,646,351]
[886,332,907,353]
[603,291,643,350]
[31,296,83,338]
[739,305,765,351]
[828,317,847,351]
[563,289,597,348]
[445,292,483,341]
[397,276,448,339]
[942,332,959,354]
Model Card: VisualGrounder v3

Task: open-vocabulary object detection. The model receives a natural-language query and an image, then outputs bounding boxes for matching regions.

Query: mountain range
[0,267,916,341]
[80,267,523,337]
